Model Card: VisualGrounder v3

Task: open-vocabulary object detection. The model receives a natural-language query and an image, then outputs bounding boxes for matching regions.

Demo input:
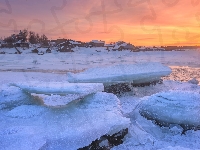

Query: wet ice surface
[163,66,200,84]
[0,49,200,150]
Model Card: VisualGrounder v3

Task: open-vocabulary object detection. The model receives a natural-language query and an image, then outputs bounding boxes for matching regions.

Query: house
[69,40,82,47]
[104,44,115,48]
[122,44,135,51]
[84,42,93,48]
[57,40,71,48]
[55,39,68,45]
[112,42,136,51]
[57,45,74,52]
[90,40,105,47]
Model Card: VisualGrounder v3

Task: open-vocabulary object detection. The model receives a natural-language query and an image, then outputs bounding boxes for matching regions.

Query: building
[90,40,105,47]
[57,45,74,52]
[69,40,82,47]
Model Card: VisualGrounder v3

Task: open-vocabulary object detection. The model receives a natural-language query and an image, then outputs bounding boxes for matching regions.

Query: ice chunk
[1,92,130,150]
[10,82,104,95]
[0,85,34,109]
[67,62,171,84]
[39,92,130,149]
[169,124,183,135]
[139,91,200,128]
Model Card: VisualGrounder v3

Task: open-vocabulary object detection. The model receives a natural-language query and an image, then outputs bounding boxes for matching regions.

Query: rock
[188,78,199,85]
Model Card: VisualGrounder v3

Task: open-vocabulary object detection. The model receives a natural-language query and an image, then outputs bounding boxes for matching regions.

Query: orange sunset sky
[0,0,200,46]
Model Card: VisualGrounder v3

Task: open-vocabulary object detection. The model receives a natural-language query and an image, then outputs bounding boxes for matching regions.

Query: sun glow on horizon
[1,0,200,46]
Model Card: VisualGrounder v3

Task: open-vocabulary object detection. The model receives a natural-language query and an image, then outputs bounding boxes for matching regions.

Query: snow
[0,126,46,150]
[0,49,200,72]
[67,62,171,84]
[11,82,104,95]
[6,105,47,119]
[158,146,195,150]
[139,91,200,127]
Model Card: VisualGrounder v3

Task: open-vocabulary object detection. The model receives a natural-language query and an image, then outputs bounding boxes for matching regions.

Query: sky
[0,0,200,46]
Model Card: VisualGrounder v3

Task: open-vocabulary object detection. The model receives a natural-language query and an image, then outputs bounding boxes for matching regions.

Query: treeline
[3,29,48,45]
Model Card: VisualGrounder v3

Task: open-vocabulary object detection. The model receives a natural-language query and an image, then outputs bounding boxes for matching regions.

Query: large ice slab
[139,91,200,128]
[1,92,130,150]
[10,82,104,95]
[67,62,171,84]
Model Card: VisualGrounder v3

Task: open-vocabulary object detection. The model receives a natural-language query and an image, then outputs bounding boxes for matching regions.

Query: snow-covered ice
[0,92,130,150]
[11,82,104,95]
[112,109,200,150]
[139,91,200,128]
[67,62,171,84]
[0,85,34,110]
[6,105,47,119]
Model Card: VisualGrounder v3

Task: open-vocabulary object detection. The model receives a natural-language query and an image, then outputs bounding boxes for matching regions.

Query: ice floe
[0,92,130,150]
[0,85,34,110]
[10,82,104,95]
[67,62,171,84]
[139,91,200,129]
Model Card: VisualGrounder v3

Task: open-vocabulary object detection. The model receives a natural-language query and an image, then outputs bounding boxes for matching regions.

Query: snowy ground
[0,48,200,150]
[0,48,200,72]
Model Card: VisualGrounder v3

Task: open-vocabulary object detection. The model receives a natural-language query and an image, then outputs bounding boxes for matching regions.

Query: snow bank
[10,82,104,95]
[139,91,200,128]
[67,62,171,84]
